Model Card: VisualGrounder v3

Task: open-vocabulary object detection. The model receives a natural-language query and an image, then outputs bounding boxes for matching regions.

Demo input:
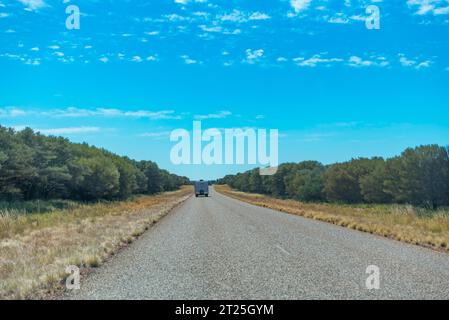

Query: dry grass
[215,185,449,253]
[0,186,192,299]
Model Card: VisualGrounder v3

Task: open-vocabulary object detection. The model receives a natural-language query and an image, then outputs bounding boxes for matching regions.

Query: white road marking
[275,244,291,256]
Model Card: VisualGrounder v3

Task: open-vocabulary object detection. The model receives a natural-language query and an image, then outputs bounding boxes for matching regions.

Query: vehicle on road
[194,180,209,197]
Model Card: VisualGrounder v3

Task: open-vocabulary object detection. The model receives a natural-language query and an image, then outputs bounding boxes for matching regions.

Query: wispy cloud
[398,53,433,69]
[46,107,180,120]
[194,110,232,120]
[348,56,389,68]
[290,0,312,13]
[0,107,28,117]
[17,0,47,11]
[181,55,200,65]
[295,54,343,67]
[0,107,181,120]
[218,10,271,23]
[299,132,335,142]
[12,125,102,135]
[407,0,449,16]
[243,49,264,64]
[139,131,171,140]
[37,127,101,135]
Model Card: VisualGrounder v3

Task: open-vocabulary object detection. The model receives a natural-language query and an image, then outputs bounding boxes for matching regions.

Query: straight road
[69,187,449,299]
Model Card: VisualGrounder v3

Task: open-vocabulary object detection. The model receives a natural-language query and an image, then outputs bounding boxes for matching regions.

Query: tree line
[218,145,449,209]
[0,126,189,201]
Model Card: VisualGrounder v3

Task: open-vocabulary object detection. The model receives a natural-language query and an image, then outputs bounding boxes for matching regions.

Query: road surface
[68,187,449,299]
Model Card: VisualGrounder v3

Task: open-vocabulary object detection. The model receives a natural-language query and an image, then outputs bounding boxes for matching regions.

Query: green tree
[138,161,163,194]
[114,158,139,198]
[385,145,449,208]
[248,169,263,193]
[76,157,120,200]
[287,166,325,201]
[360,159,392,203]
[324,158,385,203]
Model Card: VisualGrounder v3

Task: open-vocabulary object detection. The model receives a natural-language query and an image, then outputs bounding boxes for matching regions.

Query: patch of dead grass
[0,186,192,299]
[215,185,449,253]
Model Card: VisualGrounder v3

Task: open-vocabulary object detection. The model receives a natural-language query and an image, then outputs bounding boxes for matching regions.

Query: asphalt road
[69,187,449,299]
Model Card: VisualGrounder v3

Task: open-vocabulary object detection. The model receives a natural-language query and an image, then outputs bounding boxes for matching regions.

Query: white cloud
[0,107,28,118]
[416,60,432,69]
[244,49,264,64]
[0,53,41,66]
[348,55,389,68]
[290,0,312,13]
[131,56,143,63]
[295,54,343,67]
[145,31,160,36]
[328,14,349,24]
[219,10,246,22]
[25,58,40,66]
[348,56,374,67]
[398,54,432,69]
[181,55,198,64]
[218,10,271,23]
[1,107,181,120]
[350,15,367,21]
[17,0,47,11]
[399,54,416,67]
[139,131,171,140]
[45,107,179,120]
[99,57,109,63]
[194,110,232,120]
[299,132,335,142]
[164,13,188,22]
[12,126,102,135]
[199,24,223,33]
[121,110,178,119]
[434,6,449,15]
[249,12,271,20]
[175,0,209,4]
[407,0,449,16]
[37,127,101,135]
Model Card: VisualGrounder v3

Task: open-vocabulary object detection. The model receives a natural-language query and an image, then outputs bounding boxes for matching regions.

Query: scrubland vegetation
[216,145,449,251]
[0,187,192,299]
[0,126,192,299]
[218,145,449,209]
[0,126,189,202]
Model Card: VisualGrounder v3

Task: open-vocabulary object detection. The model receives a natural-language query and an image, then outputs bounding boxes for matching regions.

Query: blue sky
[0,0,449,180]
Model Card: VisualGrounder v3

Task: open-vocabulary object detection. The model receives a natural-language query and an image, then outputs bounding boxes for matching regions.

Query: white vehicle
[194,180,209,197]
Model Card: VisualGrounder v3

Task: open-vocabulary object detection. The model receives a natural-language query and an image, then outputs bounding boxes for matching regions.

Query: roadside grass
[0,199,80,216]
[215,185,449,253]
[0,186,192,299]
